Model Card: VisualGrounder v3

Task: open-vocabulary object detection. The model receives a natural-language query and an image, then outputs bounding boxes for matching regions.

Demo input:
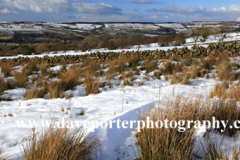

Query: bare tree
[193,36,199,44]
[219,34,226,43]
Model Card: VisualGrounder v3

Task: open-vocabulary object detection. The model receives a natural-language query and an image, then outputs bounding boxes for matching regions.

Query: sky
[1,0,240,22]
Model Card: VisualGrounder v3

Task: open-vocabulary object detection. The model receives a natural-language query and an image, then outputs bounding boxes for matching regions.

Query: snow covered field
[76,24,102,30]
[186,32,240,44]
[1,32,240,60]
[0,69,217,159]
[104,23,159,30]
[1,33,240,159]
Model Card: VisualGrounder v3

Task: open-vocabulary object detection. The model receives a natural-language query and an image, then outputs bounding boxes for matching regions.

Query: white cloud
[73,2,122,15]
[68,13,130,22]
[237,17,240,21]
[212,4,240,12]
[229,4,240,11]
[149,15,157,19]
[133,8,141,12]
[0,0,71,13]
[0,0,122,16]
[132,0,161,4]
[0,8,10,14]
[211,7,227,12]
[141,3,240,22]
[145,4,207,14]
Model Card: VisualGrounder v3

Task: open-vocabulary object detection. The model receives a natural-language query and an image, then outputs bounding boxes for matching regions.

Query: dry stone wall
[1,42,240,65]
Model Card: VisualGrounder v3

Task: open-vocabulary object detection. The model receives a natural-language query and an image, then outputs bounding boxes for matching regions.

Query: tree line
[0,33,185,56]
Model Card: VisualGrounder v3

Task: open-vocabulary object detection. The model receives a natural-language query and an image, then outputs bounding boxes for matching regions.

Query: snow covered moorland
[1,35,240,159]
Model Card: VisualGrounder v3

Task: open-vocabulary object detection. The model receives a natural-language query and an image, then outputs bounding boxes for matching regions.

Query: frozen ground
[0,73,217,159]
[186,32,240,44]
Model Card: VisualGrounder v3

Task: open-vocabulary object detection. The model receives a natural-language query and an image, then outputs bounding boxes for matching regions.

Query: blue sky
[1,0,240,22]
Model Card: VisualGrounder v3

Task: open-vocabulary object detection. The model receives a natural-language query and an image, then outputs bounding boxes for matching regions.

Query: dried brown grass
[209,82,227,99]
[47,81,64,99]
[22,127,102,160]
[228,84,240,101]
[14,68,28,88]
[25,62,39,75]
[106,56,127,78]
[0,143,7,160]
[58,68,80,91]
[209,81,240,101]
[161,61,175,75]
[141,61,159,73]
[0,77,16,96]
[217,61,232,81]
[24,87,47,100]
[136,96,240,159]
[39,64,49,77]
[201,57,216,70]
[0,62,12,77]
[0,77,6,95]
[84,73,100,96]
[82,60,100,76]
[136,97,201,160]
[170,69,191,85]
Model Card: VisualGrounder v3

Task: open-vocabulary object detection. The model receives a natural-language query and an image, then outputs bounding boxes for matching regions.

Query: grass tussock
[84,74,100,96]
[136,97,201,160]
[169,68,191,85]
[58,68,80,91]
[210,99,240,136]
[209,82,227,99]
[47,81,64,99]
[201,57,216,70]
[161,61,199,84]
[0,77,6,95]
[141,61,159,73]
[0,62,12,77]
[209,82,240,101]
[121,72,134,86]
[82,60,100,76]
[5,79,16,90]
[25,63,39,75]
[128,55,141,68]
[217,61,233,81]
[228,84,240,101]
[76,108,87,116]
[153,70,161,79]
[0,77,16,96]
[22,127,102,160]
[39,64,49,77]
[202,135,227,160]
[190,66,199,79]
[36,76,47,87]
[106,56,127,77]
[0,143,7,160]
[202,135,240,160]
[136,96,240,159]
[161,61,175,75]
[14,68,28,88]
[24,87,47,100]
